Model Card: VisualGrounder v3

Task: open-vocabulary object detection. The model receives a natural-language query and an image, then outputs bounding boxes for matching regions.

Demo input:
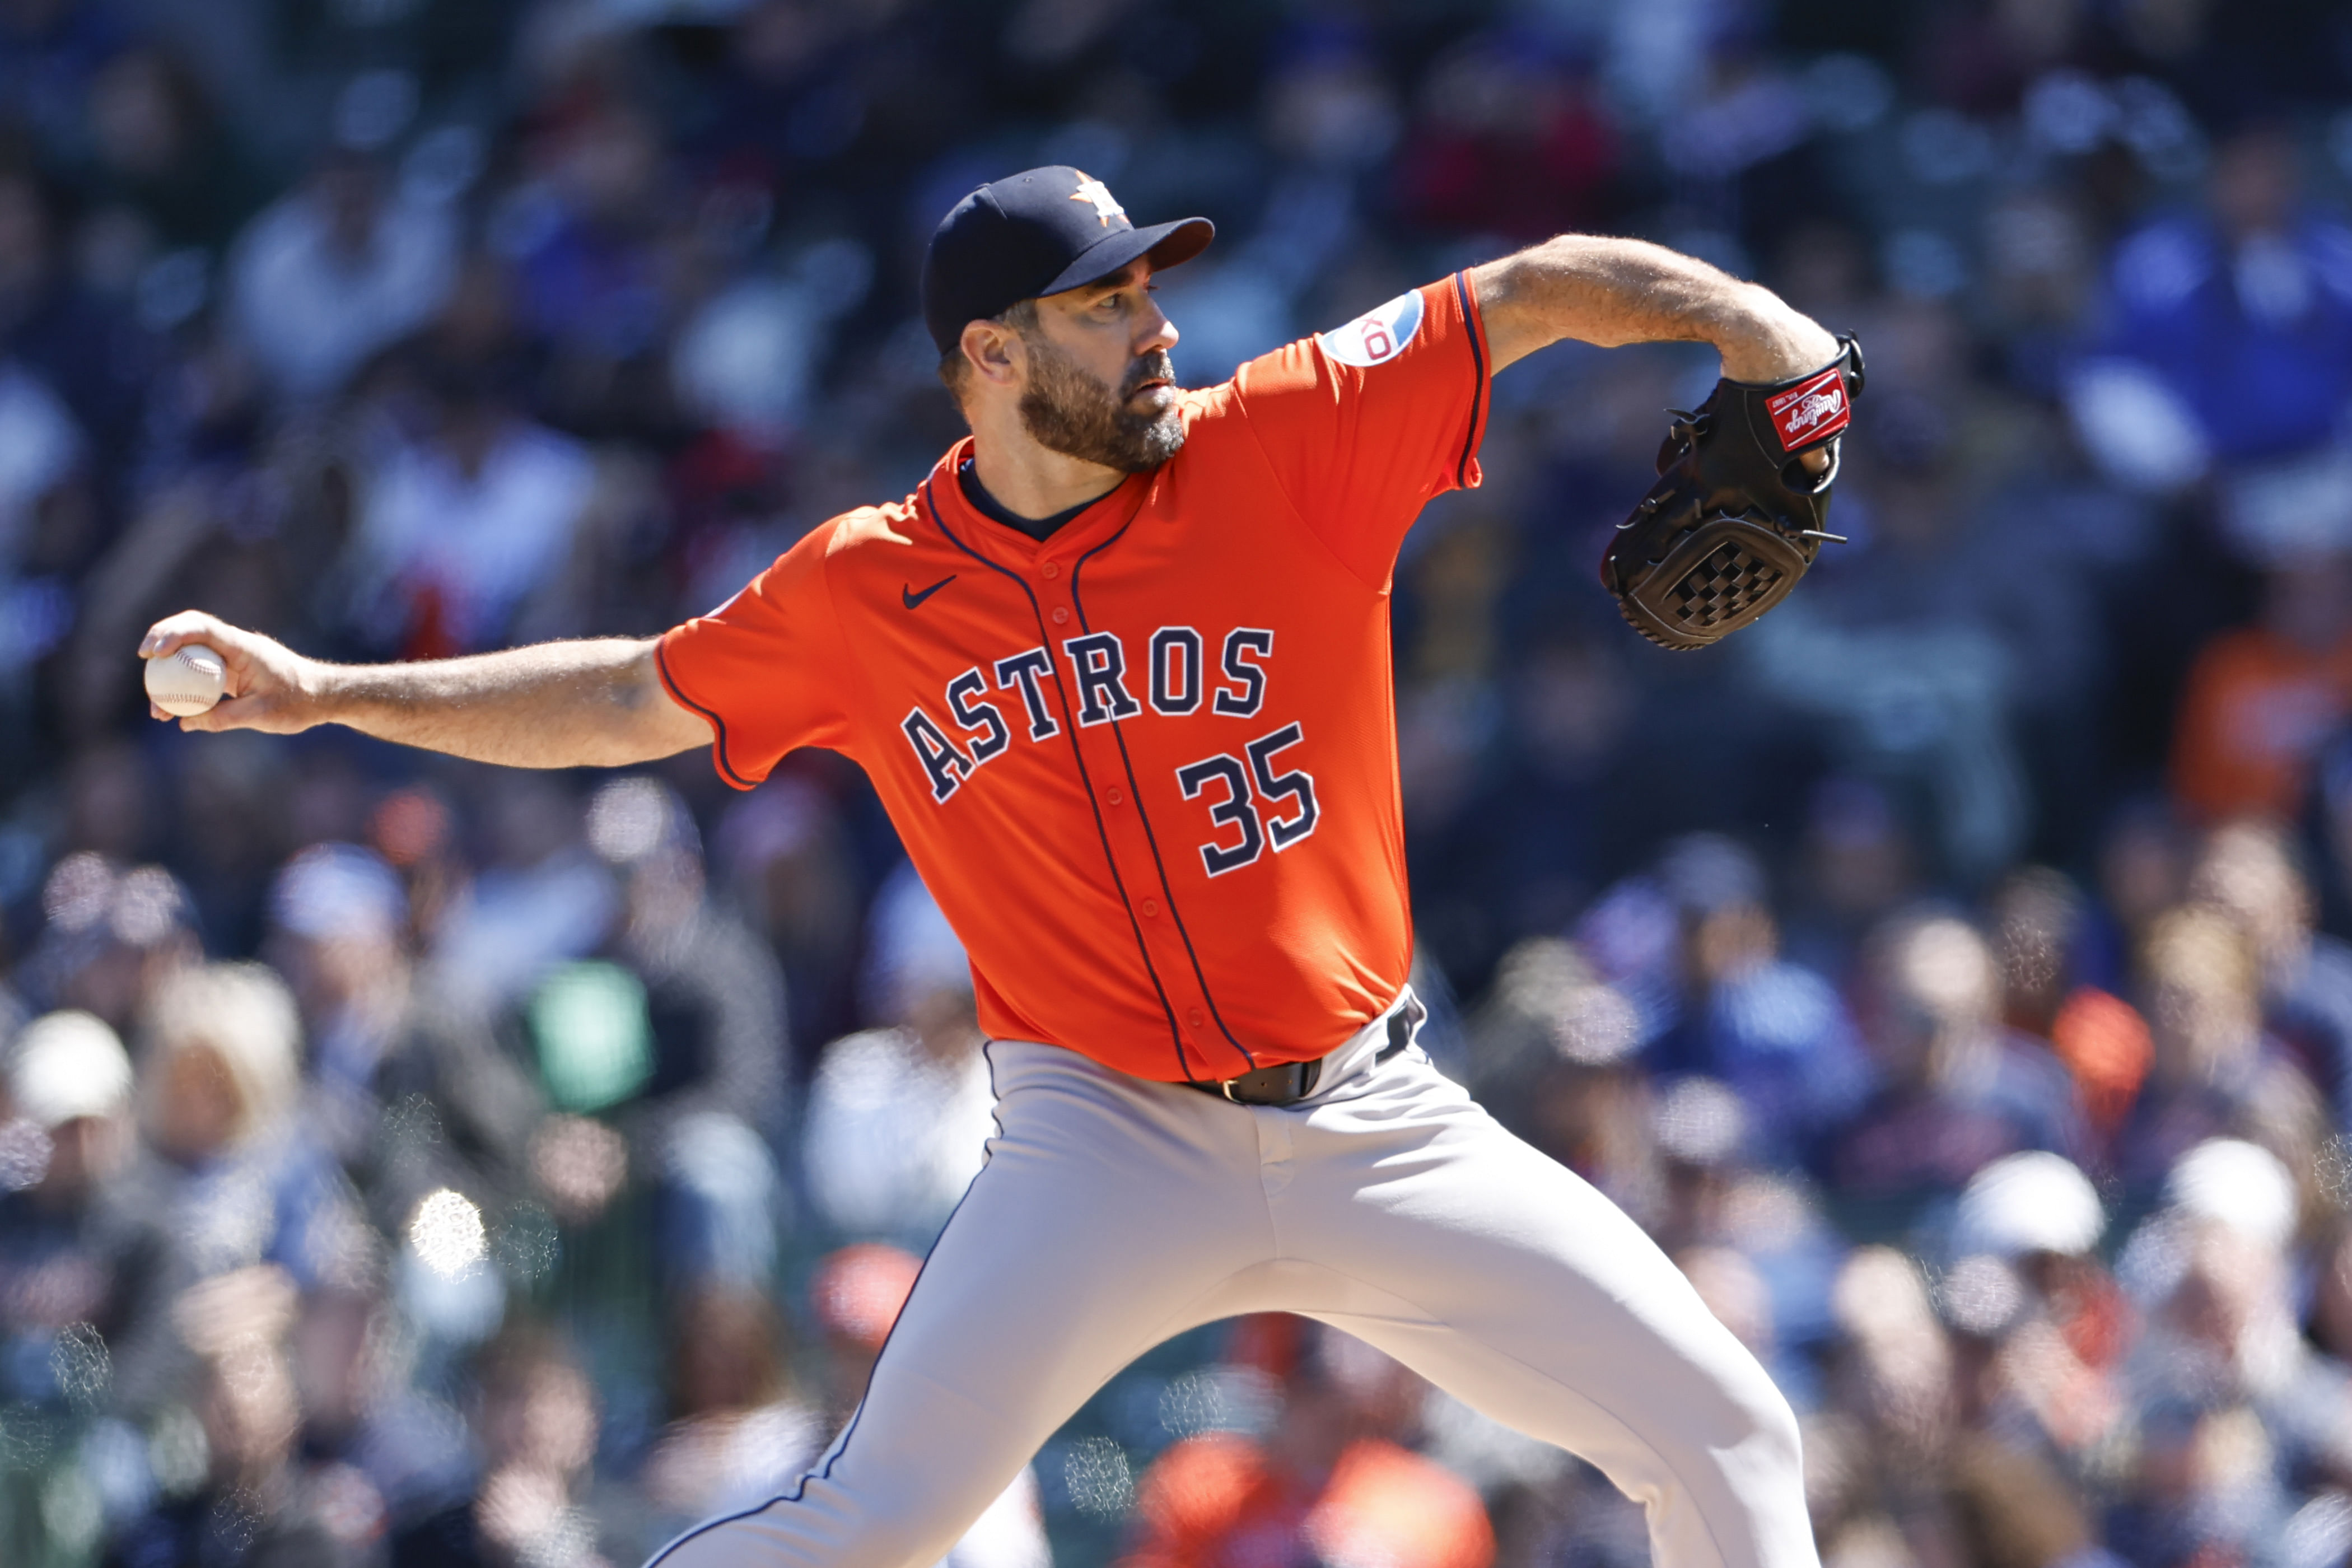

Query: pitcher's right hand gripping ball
[1601,335,1865,651]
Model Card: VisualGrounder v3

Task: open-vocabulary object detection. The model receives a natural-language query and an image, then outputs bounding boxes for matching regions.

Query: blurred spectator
[2170,554,2352,823]
[0,165,153,468]
[424,774,614,1011]
[1832,911,2084,1201]
[0,1009,178,1417]
[141,963,366,1291]
[290,1276,473,1542]
[1820,1249,1955,1537]
[586,777,788,1127]
[343,358,600,660]
[1119,1321,1492,1568]
[105,1264,367,1567]
[2185,818,2352,1125]
[2090,798,2195,979]
[74,45,260,255]
[389,1322,616,1568]
[2069,124,2352,521]
[2113,904,2323,1191]
[1781,776,1921,979]
[1644,836,1873,1164]
[801,862,992,1246]
[0,352,85,692]
[267,842,416,1158]
[580,774,788,1288]
[18,854,199,1033]
[1394,31,1623,243]
[1988,865,2154,1140]
[228,151,457,403]
[506,97,670,360]
[1650,24,1818,260]
[1945,1152,2134,1462]
[1990,866,2091,1040]
[2108,1140,2320,1565]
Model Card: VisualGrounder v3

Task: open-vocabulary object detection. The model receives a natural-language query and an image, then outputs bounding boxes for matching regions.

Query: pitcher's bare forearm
[138,612,711,769]
[1471,235,1838,381]
[312,640,705,767]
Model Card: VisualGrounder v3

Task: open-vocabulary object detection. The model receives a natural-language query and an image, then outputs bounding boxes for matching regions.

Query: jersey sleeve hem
[1450,269,1493,493]
[654,633,761,791]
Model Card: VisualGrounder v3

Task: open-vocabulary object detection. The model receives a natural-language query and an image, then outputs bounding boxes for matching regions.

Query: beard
[1017,336,1186,473]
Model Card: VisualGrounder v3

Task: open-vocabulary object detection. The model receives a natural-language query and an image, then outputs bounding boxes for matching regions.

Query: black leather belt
[1197,1055,1324,1105]
[1186,1001,1423,1107]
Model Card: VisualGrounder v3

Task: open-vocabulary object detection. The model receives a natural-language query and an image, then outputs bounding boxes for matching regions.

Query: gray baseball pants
[647,994,1817,1568]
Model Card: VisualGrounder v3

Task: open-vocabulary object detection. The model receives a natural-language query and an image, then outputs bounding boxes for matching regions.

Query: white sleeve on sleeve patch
[1316,290,1425,368]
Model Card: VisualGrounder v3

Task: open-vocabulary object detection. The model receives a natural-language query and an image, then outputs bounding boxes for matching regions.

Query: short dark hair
[936,298,1041,402]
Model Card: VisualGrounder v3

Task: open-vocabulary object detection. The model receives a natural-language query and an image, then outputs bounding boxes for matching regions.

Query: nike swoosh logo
[902,575,957,609]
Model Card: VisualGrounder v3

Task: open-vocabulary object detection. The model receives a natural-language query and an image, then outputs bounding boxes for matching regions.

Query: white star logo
[1069,172,1125,227]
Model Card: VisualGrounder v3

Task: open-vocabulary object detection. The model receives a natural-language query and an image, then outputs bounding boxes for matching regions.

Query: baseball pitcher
[143,167,1858,1568]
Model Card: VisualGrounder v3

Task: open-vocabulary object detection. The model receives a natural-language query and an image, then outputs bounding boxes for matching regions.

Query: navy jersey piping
[655,639,755,791]
[920,477,1198,1080]
[1451,271,1489,491]
[1070,525,1261,1077]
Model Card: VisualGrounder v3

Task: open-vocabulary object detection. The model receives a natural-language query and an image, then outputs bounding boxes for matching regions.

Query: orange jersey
[658,276,1491,1081]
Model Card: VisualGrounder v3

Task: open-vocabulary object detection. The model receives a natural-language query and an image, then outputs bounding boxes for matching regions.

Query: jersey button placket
[1040,561,1060,580]
[1051,605,1069,624]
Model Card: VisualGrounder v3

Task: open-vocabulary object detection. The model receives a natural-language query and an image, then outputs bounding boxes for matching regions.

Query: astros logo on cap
[1070,172,1125,226]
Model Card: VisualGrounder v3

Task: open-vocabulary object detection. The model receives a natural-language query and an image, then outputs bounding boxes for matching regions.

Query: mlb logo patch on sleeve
[1765,368,1850,451]
[1318,290,1425,368]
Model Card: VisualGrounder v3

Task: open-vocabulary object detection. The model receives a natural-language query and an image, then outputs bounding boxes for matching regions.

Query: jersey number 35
[1174,722,1320,876]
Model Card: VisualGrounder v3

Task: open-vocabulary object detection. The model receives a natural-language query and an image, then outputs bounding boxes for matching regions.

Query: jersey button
[1140,898,1159,917]
[1105,787,1123,805]
[1051,605,1069,624]
[1040,561,1060,580]
[1187,1007,1205,1029]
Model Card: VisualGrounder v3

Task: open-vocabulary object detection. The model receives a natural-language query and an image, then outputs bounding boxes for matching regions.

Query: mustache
[1121,351,1176,398]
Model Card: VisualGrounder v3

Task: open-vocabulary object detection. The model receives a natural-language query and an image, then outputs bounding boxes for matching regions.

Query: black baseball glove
[1599,335,1864,651]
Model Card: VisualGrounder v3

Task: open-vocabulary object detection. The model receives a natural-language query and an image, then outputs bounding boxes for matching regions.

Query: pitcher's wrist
[1712,287,1837,384]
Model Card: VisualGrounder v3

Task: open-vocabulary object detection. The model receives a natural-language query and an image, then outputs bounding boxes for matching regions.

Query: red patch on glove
[1765,368,1851,451]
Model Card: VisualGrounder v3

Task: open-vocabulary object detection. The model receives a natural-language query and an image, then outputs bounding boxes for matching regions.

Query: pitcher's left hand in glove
[1601,335,1864,651]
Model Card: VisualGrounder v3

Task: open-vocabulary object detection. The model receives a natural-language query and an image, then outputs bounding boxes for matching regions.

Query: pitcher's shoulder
[820,497,923,559]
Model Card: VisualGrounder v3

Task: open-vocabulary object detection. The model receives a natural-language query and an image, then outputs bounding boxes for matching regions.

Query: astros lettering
[898,624,1283,806]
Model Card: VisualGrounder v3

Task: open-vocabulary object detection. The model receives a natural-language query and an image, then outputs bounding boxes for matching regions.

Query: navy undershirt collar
[957,456,1103,542]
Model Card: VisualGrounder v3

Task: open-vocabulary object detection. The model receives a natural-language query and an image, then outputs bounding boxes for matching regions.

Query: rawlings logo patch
[1766,369,1850,450]
[1318,290,1424,368]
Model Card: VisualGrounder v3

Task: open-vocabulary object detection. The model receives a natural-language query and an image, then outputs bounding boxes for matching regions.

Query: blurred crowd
[3,0,2352,1565]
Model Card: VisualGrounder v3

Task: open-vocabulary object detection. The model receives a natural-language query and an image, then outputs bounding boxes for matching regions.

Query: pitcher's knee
[1715,1357,1805,1494]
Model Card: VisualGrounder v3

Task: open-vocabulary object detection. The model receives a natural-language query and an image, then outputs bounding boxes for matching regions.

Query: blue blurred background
[5,1,2352,1565]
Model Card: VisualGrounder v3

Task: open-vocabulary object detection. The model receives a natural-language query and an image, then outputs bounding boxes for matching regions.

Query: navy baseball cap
[922,166,1213,354]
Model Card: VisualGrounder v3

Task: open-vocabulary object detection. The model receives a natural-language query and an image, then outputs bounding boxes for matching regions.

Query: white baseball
[144,644,227,716]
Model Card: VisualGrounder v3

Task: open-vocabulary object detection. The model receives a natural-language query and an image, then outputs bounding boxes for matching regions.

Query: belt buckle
[1205,1057,1318,1106]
